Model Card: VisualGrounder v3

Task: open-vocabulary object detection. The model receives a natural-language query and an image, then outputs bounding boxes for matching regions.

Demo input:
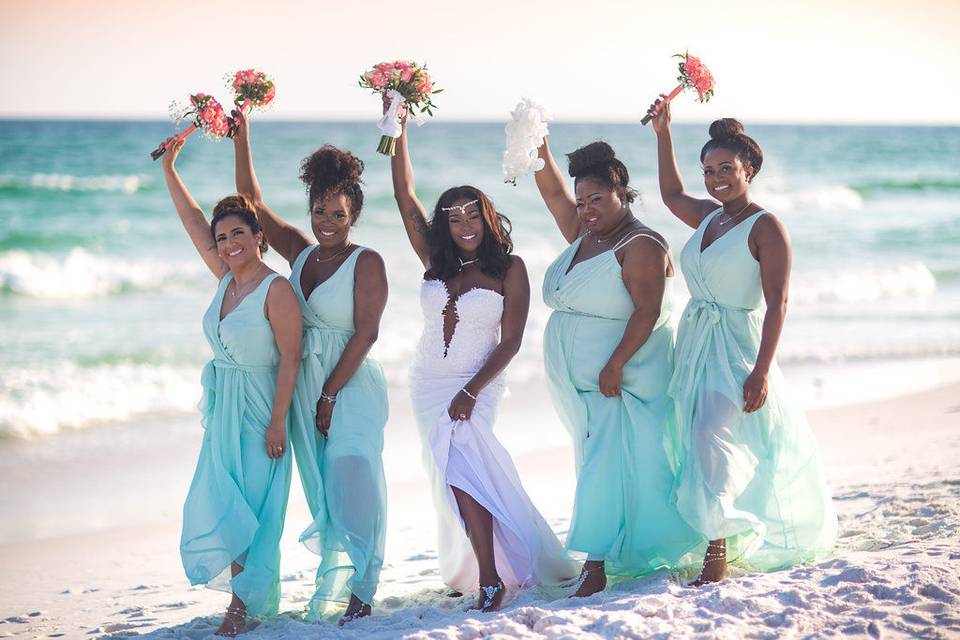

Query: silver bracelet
[320,391,337,403]
[460,387,477,400]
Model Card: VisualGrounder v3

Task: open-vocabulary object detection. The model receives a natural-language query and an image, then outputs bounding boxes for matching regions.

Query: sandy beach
[1,380,958,639]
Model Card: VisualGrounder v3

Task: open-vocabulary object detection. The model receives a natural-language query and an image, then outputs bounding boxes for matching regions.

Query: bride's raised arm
[534,137,582,244]
[390,114,432,268]
[160,137,227,279]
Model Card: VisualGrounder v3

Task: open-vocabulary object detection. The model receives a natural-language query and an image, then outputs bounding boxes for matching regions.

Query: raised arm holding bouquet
[150,93,230,160]
[226,68,276,136]
[640,51,715,126]
[150,69,275,161]
[359,60,441,155]
[502,97,552,185]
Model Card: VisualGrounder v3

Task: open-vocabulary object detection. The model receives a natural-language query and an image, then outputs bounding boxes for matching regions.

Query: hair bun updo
[299,145,365,222]
[566,141,617,177]
[700,118,764,180]
[708,117,746,140]
[566,140,637,204]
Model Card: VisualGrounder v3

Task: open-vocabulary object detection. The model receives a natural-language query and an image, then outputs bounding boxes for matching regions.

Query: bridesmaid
[647,100,837,584]
[391,111,577,611]
[535,138,703,596]
[161,137,301,635]
[232,111,389,623]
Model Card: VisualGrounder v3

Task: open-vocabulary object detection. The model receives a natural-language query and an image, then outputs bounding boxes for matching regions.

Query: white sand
[1,383,959,639]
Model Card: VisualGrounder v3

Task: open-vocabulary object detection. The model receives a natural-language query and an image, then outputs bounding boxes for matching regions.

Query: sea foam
[0,361,200,438]
[0,248,204,298]
[791,262,936,305]
[0,173,148,194]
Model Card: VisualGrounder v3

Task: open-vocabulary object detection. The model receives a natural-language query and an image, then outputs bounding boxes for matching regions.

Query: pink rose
[371,70,388,89]
[400,67,414,82]
[262,85,276,104]
[213,117,230,137]
[376,62,394,73]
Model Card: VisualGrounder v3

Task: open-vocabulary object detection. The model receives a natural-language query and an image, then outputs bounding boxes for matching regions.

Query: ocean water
[1,120,958,439]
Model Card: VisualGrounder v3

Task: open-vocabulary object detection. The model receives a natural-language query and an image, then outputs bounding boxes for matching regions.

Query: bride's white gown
[409,279,578,592]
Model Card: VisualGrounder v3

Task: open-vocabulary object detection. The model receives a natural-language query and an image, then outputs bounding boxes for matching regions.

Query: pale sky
[1,0,958,124]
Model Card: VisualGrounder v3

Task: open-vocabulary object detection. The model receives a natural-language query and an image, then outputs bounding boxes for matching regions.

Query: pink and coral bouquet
[641,51,716,126]
[675,52,715,102]
[358,60,441,155]
[228,68,276,110]
[190,93,231,138]
[224,68,276,138]
[151,92,230,160]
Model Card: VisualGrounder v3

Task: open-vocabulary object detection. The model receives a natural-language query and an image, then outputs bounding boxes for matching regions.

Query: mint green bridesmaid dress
[543,233,703,576]
[288,245,388,618]
[668,209,837,569]
[180,272,292,618]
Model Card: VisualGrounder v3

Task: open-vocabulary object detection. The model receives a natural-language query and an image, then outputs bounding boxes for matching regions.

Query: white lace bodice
[411,279,504,376]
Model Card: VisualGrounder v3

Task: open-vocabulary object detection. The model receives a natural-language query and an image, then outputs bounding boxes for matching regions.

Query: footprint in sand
[919,583,958,603]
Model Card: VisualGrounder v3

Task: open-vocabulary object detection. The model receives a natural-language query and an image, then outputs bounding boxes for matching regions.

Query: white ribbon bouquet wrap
[359,60,440,155]
[502,97,552,185]
[378,89,404,142]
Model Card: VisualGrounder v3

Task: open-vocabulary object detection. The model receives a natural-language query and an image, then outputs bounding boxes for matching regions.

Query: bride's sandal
[476,580,506,612]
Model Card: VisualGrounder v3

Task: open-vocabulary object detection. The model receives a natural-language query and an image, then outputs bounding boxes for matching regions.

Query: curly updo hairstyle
[210,194,268,253]
[299,145,365,223]
[425,185,514,282]
[566,141,638,204]
[700,118,764,181]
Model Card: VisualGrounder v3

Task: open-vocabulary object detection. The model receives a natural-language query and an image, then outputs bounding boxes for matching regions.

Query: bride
[389,109,578,611]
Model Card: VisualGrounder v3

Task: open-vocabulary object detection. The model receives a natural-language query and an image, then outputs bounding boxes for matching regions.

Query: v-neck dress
[180,271,293,618]
[288,245,388,617]
[542,234,703,577]
[668,208,837,569]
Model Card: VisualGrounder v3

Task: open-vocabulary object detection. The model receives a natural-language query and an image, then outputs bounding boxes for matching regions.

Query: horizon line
[1,115,958,128]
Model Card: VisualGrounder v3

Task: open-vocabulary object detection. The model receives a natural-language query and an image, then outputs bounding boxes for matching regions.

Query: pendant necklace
[316,243,352,263]
[718,202,753,226]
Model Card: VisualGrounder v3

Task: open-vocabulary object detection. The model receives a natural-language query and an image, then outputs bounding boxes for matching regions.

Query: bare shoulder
[266,273,297,301]
[620,227,670,263]
[354,249,388,298]
[503,255,530,292]
[355,247,386,274]
[751,211,790,244]
[505,254,529,280]
[507,254,527,272]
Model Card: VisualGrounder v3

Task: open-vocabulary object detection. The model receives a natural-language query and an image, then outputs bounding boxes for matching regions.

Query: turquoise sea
[1,120,959,439]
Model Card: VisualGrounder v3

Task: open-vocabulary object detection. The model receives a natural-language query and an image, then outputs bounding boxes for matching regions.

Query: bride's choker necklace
[459,256,479,270]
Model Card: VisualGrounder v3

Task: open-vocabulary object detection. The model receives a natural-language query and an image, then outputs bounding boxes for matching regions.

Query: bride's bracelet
[460,387,477,401]
[320,391,338,403]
